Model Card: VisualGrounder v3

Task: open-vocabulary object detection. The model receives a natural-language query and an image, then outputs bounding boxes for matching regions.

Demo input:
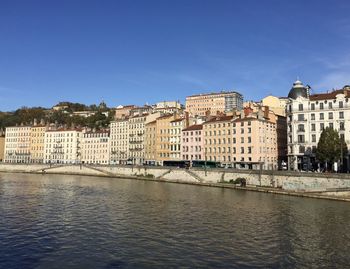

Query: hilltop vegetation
[0,101,114,129]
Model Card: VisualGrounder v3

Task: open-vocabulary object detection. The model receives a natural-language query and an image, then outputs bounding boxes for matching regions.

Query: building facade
[44,128,82,164]
[30,124,47,163]
[4,125,32,163]
[110,119,129,164]
[169,118,184,160]
[186,91,243,116]
[203,115,233,164]
[287,81,350,171]
[81,130,110,164]
[181,124,204,161]
[144,120,157,165]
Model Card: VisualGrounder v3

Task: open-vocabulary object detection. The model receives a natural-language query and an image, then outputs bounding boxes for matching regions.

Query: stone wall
[1,164,350,192]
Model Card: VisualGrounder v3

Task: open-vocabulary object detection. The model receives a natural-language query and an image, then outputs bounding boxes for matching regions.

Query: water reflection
[0,173,349,268]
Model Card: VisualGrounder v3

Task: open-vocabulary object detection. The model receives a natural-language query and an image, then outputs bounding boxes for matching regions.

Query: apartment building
[169,118,184,160]
[0,132,5,162]
[128,113,161,165]
[4,125,32,163]
[44,128,82,164]
[81,130,110,164]
[231,108,278,170]
[287,81,350,171]
[181,124,204,161]
[30,124,47,163]
[186,91,243,116]
[203,115,233,164]
[110,118,129,164]
[144,120,157,165]
[155,114,182,163]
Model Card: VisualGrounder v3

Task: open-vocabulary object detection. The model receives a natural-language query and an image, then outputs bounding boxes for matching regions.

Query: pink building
[181,124,204,161]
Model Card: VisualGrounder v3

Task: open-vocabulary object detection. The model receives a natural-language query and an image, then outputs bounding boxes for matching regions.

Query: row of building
[2,81,350,171]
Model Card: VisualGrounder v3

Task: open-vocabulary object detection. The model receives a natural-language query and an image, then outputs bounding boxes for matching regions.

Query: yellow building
[30,125,47,163]
[0,135,5,162]
[155,114,181,163]
[203,115,233,163]
[261,95,288,116]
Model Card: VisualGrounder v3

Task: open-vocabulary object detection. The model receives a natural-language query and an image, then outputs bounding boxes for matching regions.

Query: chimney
[185,111,189,128]
[33,118,38,126]
[264,106,270,119]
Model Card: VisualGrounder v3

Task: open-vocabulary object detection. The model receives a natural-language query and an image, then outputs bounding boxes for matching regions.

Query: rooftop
[309,89,350,101]
[187,91,242,98]
[182,124,203,131]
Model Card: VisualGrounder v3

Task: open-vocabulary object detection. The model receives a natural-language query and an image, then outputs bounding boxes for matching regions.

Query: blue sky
[1,0,350,111]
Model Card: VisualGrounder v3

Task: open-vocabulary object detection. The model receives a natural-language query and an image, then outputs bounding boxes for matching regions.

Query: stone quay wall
[1,163,350,192]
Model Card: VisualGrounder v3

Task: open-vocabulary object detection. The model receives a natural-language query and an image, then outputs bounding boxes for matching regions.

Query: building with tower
[286,80,350,171]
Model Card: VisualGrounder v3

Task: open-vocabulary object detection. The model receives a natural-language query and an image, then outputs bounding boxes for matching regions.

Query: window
[299,104,303,111]
[320,123,324,130]
[320,113,324,120]
[311,103,315,110]
[299,146,305,153]
[320,103,324,110]
[311,113,315,120]
[328,112,333,120]
[329,123,334,129]
[312,134,316,142]
[329,102,332,109]
[298,124,305,132]
[340,122,345,130]
[311,124,316,131]
[298,114,304,121]
[298,135,305,143]
[339,101,344,108]
[339,111,344,119]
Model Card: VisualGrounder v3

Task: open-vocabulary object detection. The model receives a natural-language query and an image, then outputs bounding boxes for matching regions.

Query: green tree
[316,127,348,171]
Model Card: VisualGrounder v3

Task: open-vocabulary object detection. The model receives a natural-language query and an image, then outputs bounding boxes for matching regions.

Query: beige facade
[186,91,243,116]
[203,116,233,164]
[44,128,82,164]
[30,125,47,163]
[261,95,288,116]
[114,105,136,120]
[110,119,129,164]
[81,130,110,164]
[0,135,5,161]
[155,114,181,163]
[4,126,32,163]
[128,113,160,165]
[144,120,157,164]
[232,110,278,170]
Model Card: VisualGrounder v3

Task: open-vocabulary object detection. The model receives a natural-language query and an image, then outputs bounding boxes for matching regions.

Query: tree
[316,127,348,171]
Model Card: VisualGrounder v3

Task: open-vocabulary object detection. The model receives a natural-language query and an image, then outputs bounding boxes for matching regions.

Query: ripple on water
[0,173,350,268]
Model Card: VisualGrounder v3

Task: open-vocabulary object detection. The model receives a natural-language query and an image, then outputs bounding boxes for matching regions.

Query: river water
[0,173,349,268]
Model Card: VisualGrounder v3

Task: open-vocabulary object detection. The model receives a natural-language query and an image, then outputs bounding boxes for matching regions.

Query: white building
[81,130,110,164]
[44,128,82,164]
[110,119,129,164]
[287,80,350,171]
[4,125,32,163]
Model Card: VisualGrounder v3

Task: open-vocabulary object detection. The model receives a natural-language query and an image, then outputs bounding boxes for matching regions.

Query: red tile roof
[309,89,350,101]
[182,124,203,131]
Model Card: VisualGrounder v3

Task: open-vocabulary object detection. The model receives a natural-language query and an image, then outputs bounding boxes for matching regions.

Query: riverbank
[1,163,350,202]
